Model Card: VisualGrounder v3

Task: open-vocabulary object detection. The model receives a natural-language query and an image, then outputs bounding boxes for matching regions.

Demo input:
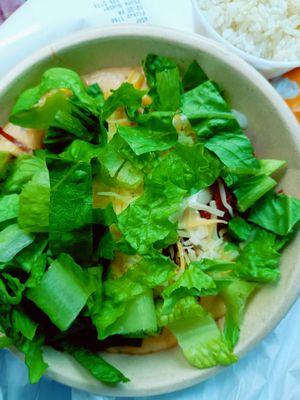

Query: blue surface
[1,297,300,400]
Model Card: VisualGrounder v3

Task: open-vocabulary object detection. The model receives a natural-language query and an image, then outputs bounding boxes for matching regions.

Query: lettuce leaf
[10,68,98,128]
[12,309,38,341]
[103,290,158,338]
[205,133,259,175]
[59,140,101,162]
[182,60,208,91]
[235,228,281,283]
[97,134,144,189]
[162,262,217,313]
[94,252,175,339]
[233,174,277,212]
[18,167,50,232]
[148,143,220,192]
[0,223,34,263]
[1,155,45,195]
[180,80,234,120]
[26,253,97,331]
[118,124,178,155]
[118,183,185,253]
[17,338,48,384]
[47,158,93,263]
[102,82,145,120]
[63,344,129,383]
[228,216,252,242]
[143,54,181,111]
[221,279,256,349]
[0,194,19,223]
[159,297,237,368]
[248,193,300,236]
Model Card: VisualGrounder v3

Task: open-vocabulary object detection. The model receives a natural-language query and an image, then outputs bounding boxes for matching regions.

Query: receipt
[0,0,193,78]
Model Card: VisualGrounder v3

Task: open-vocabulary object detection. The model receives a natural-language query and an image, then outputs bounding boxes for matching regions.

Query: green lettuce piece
[160,297,237,368]
[0,273,24,305]
[162,263,217,313]
[63,344,129,383]
[182,60,208,91]
[118,183,185,253]
[25,254,47,289]
[60,140,101,162]
[192,117,242,139]
[180,80,234,120]
[228,216,252,242]
[47,158,93,263]
[205,133,259,175]
[248,193,300,236]
[11,91,71,129]
[148,143,220,192]
[1,155,45,195]
[98,134,144,189]
[10,68,98,128]
[143,54,178,88]
[94,252,175,339]
[0,194,19,223]
[102,82,145,120]
[0,223,34,263]
[136,111,176,131]
[50,109,94,142]
[0,152,11,179]
[15,237,48,274]
[18,167,50,232]
[233,174,277,212]
[235,228,281,283]
[17,338,48,384]
[257,159,286,176]
[26,253,97,331]
[155,68,181,111]
[103,290,158,338]
[143,54,181,111]
[221,279,256,349]
[12,309,38,341]
[118,124,177,155]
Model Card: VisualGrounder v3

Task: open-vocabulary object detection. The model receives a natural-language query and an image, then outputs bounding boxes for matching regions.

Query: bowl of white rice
[193,0,300,78]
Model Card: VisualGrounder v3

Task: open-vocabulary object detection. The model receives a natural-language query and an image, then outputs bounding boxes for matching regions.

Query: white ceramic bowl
[1,25,300,397]
[192,0,300,79]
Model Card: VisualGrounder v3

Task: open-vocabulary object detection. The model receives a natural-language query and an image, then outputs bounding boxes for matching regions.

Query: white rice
[198,0,300,61]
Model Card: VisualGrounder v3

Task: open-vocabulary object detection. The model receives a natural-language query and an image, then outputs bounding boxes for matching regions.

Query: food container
[192,0,300,79]
[0,25,299,397]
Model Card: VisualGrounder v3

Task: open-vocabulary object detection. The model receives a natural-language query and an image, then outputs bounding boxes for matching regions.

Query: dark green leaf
[182,60,208,91]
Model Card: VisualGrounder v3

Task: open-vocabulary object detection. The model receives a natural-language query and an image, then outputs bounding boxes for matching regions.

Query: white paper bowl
[0,25,300,397]
[192,0,300,79]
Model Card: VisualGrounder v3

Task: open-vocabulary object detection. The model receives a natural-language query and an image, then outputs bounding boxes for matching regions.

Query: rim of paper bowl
[0,25,299,397]
[192,0,300,71]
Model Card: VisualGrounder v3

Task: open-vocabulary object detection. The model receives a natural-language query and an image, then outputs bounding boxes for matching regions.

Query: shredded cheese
[218,181,234,217]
